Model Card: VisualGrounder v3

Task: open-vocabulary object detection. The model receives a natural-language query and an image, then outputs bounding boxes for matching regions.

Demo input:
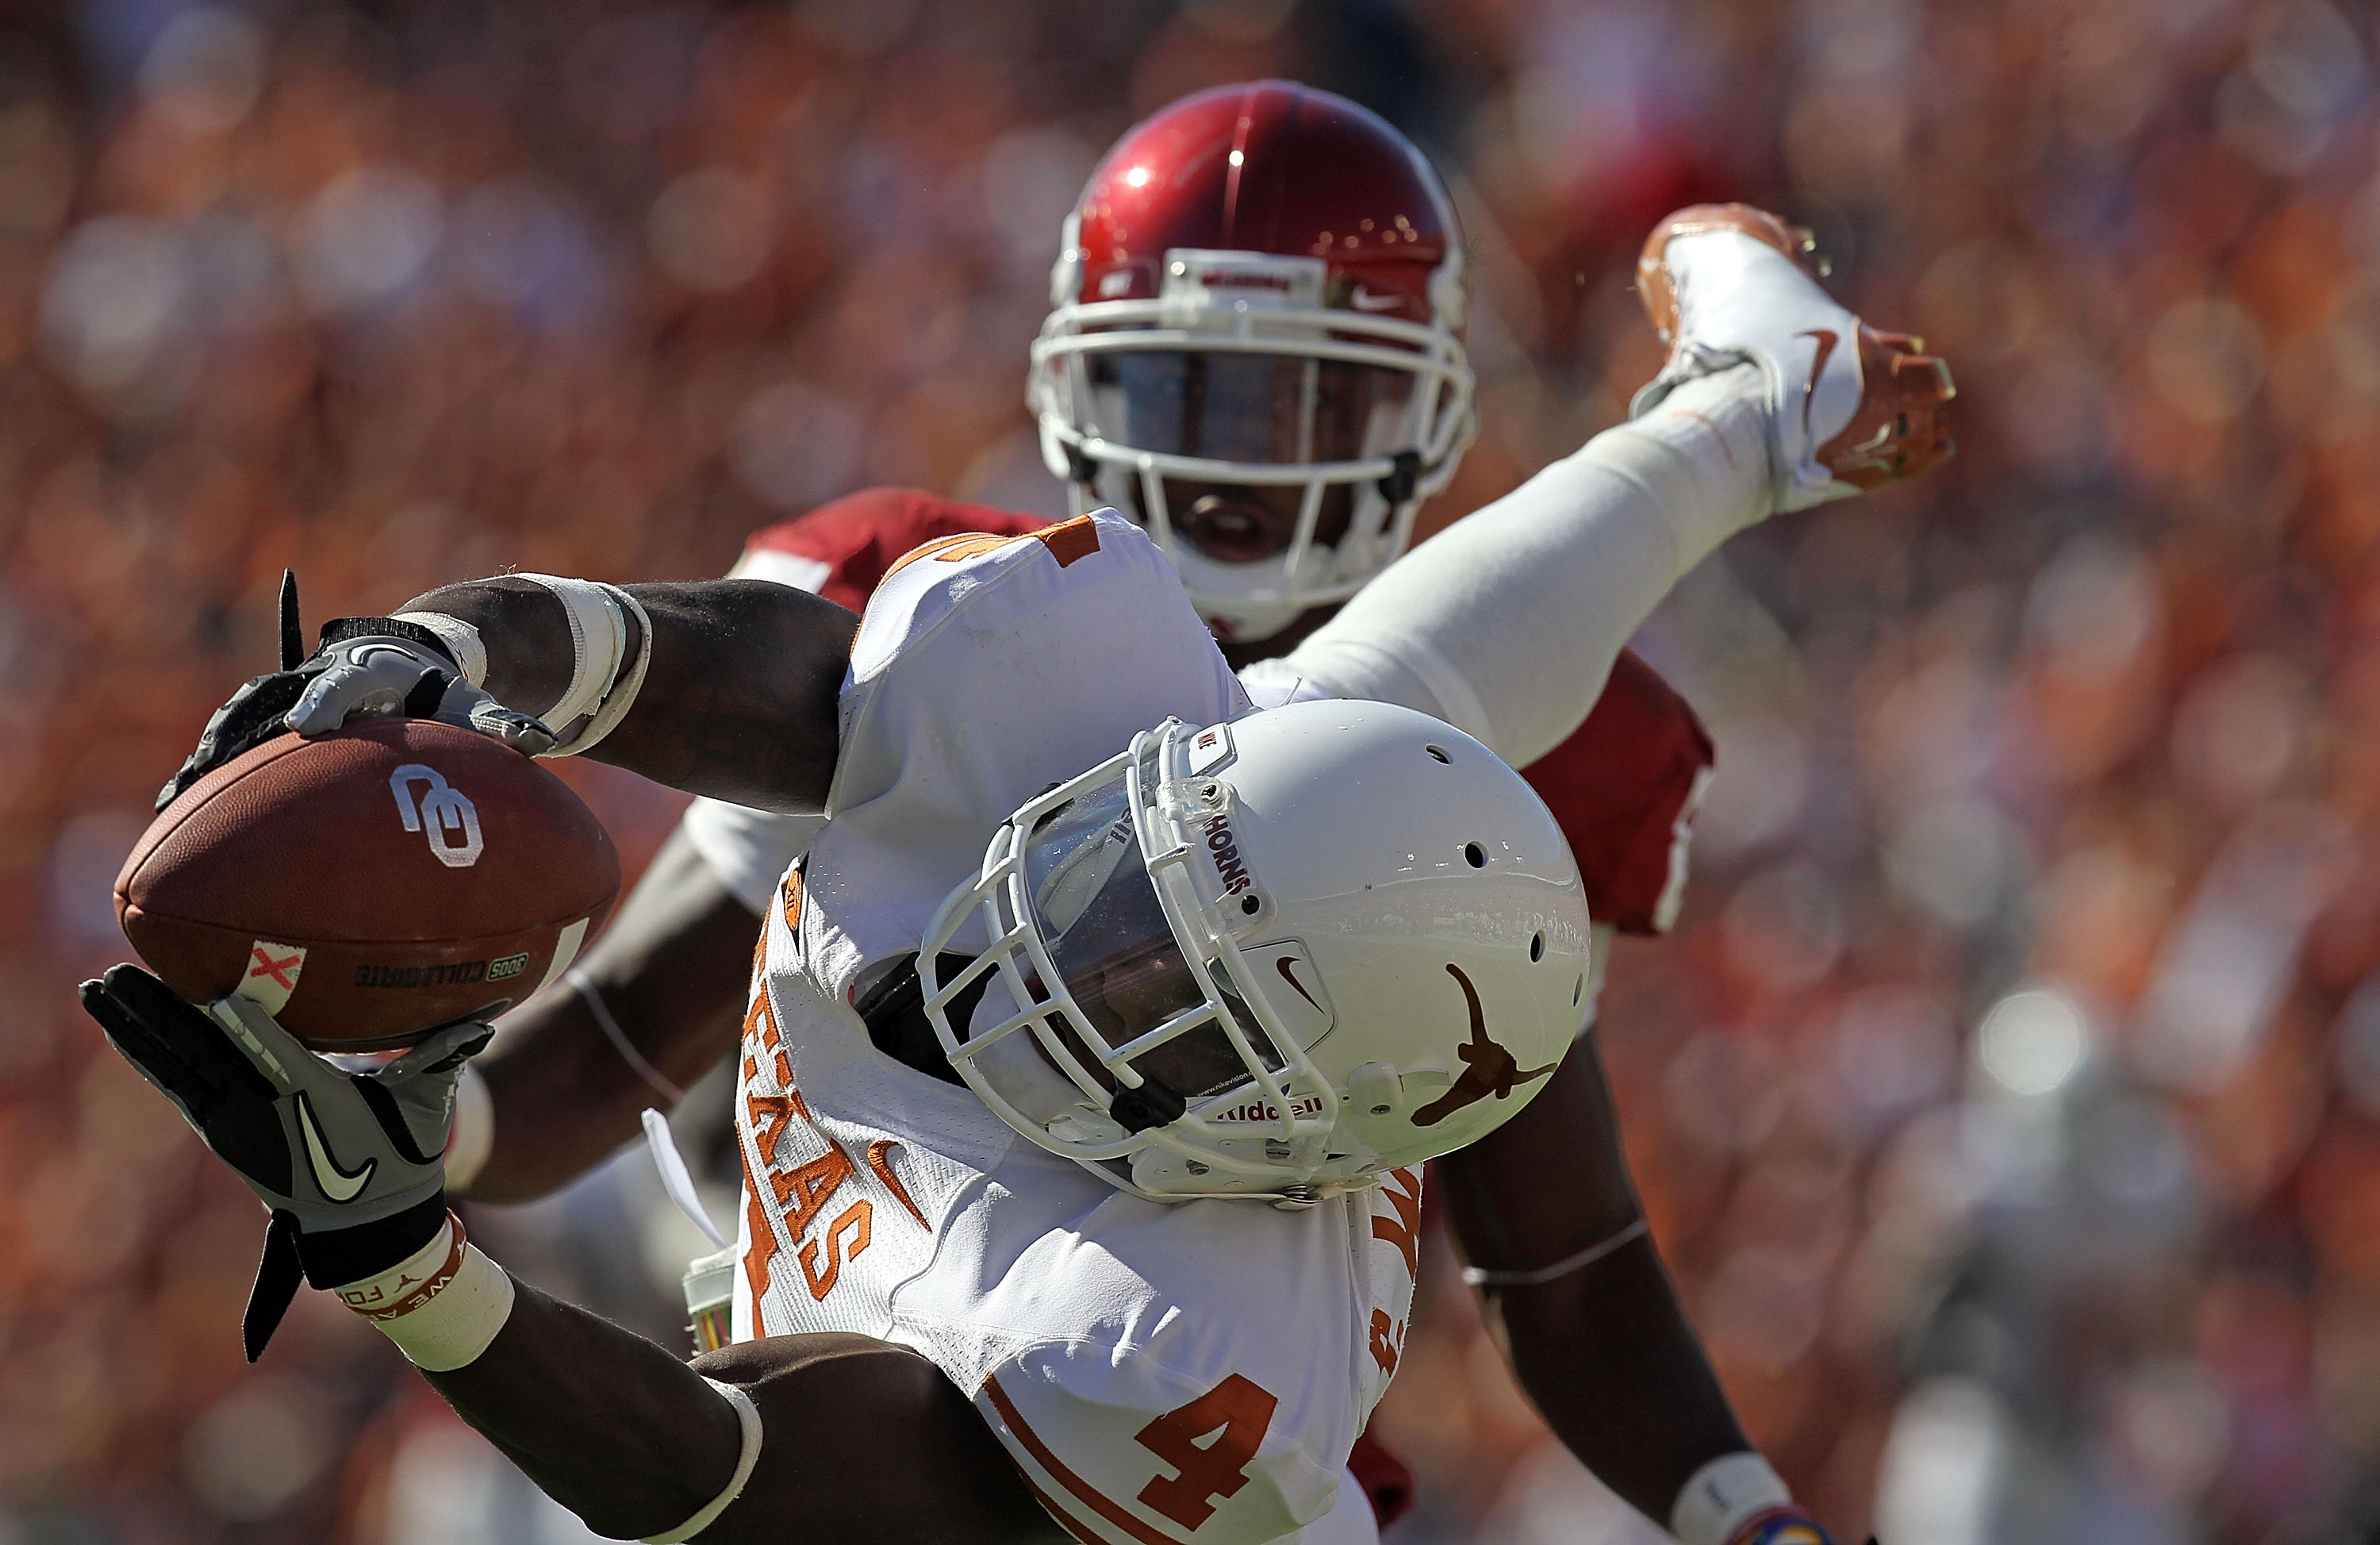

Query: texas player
[410,86,1943,1545]
[108,134,1948,1541]
[463,484,1707,1539]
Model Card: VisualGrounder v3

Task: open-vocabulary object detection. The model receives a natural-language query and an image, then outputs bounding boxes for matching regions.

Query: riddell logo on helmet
[1203,815,1251,895]
[1215,1093,1326,1124]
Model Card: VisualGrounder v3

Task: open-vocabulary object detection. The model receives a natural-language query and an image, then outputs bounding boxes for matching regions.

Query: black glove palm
[79,965,489,1359]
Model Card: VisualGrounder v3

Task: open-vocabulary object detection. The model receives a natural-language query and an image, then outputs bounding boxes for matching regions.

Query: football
[115,719,620,1050]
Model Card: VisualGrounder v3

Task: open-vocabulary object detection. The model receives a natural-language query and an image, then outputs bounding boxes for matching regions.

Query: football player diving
[83,86,1952,1545]
[447,83,1943,1539]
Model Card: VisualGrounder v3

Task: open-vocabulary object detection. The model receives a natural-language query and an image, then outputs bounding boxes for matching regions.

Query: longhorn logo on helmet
[1411,963,1560,1127]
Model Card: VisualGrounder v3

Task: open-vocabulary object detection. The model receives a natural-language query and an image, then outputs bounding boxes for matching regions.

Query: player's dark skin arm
[400,577,857,812]
[1435,1033,1749,1528]
[463,824,755,1200]
[420,1274,1064,1542]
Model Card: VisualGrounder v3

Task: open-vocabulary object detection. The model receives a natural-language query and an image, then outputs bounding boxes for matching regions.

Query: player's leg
[1270,206,1951,772]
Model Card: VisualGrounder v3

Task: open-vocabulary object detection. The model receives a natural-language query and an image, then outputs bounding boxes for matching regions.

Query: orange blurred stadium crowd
[6,0,2380,1540]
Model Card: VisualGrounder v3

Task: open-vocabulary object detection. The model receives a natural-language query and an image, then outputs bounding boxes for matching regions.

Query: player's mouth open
[1152,480,1356,565]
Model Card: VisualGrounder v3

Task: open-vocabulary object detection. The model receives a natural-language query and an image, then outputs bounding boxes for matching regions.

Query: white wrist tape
[640,1379,764,1543]
[1672,1452,1793,1545]
[336,1213,516,1372]
[443,1064,494,1192]
[555,585,651,757]
[510,574,649,755]
[393,611,489,686]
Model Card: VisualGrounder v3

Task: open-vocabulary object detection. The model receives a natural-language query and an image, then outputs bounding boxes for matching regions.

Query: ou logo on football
[390,763,483,869]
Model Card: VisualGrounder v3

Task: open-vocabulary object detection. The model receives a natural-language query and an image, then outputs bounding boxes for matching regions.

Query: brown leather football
[115,719,620,1050]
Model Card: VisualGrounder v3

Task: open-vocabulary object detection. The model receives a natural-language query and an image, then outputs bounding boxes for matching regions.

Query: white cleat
[1632,204,1954,512]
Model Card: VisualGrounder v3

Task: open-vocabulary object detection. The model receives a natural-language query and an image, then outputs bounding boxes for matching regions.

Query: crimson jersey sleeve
[729,486,1050,610]
[1517,649,1714,936]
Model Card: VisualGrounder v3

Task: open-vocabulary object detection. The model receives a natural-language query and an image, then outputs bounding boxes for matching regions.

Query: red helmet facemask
[1030,82,1476,642]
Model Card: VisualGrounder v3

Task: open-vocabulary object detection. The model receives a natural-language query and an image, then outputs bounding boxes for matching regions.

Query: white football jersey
[731,512,1422,1545]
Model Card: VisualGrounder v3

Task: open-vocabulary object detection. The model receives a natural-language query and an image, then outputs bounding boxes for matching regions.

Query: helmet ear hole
[1529,932,1544,963]
[1424,744,1451,764]
[1463,841,1486,868]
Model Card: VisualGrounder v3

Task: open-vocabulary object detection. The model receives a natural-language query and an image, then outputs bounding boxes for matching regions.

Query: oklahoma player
[400,83,1947,1544]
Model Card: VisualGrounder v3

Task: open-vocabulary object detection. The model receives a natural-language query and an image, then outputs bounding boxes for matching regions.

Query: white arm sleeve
[1273,365,1770,767]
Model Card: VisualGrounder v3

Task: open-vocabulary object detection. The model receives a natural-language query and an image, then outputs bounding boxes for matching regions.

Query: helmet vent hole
[1463,842,1486,868]
[1572,974,1583,1006]
[1530,932,1544,963]
[1425,744,1451,764]
[1241,894,1261,915]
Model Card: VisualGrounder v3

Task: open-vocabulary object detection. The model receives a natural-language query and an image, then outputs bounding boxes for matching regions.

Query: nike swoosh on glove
[157,616,552,812]
[79,965,492,1359]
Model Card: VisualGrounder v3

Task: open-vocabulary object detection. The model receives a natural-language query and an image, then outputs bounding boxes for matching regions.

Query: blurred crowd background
[2,0,2377,1539]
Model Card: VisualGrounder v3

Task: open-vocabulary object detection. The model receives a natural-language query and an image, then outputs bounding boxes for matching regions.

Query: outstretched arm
[397,577,858,812]
[76,962,1058,1543]
[423,1274,1063,1543]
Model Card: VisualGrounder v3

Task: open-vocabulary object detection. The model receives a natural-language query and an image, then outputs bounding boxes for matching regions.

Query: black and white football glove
[155,571,552,812]
[78,964,490,1359]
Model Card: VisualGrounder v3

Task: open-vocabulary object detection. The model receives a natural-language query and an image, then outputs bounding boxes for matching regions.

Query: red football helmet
[1030,82,1476,641]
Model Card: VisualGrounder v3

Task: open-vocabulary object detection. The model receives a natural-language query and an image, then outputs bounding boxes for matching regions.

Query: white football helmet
[919,698,1590,1202]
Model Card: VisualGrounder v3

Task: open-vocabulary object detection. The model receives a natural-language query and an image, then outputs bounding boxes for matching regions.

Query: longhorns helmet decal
[1411,963,1560,1128]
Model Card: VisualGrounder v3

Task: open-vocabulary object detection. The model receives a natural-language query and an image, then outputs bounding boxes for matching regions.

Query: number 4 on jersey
[1133,1374,1278,1530]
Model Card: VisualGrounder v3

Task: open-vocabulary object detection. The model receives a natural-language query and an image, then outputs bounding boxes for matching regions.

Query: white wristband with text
[335,1213,516,1373]
[1671,1451,1792,1545]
